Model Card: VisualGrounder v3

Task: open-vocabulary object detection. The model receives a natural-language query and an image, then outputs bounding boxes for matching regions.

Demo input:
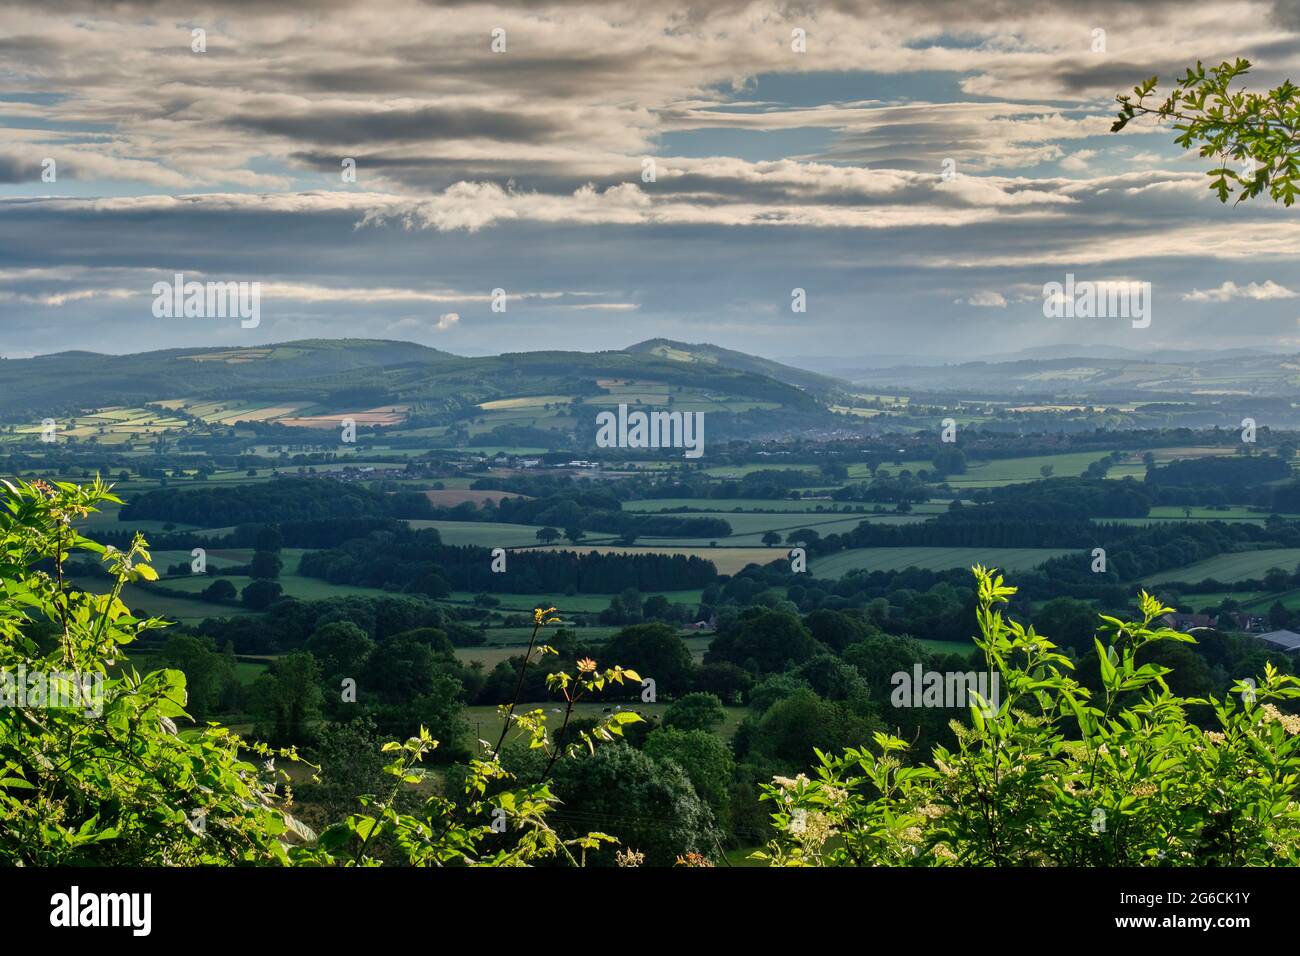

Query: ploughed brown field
[276,405,411,429]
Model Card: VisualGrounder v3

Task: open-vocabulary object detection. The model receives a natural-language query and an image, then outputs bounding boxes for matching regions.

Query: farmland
[811,547,1076,578]
[1143,549,1300,586]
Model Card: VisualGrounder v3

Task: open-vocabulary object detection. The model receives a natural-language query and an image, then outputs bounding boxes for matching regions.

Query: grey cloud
[226,105,568,147]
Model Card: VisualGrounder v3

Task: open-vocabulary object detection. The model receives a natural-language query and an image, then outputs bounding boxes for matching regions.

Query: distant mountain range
[0,338,1293,424]
[0,338,829,419]
[782,346,1298,399]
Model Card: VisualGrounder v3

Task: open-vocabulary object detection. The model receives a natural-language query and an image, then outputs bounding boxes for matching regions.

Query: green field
[812,547,1075,578]
[1112,506,1299,526]
[462,702,748,750]
[1143,549,1300,586]
[161,570,391,602]
[442,590,703,613]
[70,577,254,623]
[407,519,618,548]
[625,497,850,513]
[939,452,1111,488]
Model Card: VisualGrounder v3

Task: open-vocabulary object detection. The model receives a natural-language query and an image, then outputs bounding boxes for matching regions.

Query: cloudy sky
[2,0,1299,362]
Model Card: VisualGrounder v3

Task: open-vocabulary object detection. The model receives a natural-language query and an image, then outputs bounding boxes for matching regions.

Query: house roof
[1256,630,1300,652]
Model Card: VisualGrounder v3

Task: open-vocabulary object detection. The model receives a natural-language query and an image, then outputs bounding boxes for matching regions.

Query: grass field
[532,544,783,575]
[1112,506,1299,526]
[624,498,846,513]
[1143,549,1300,586]
[442,590,704,613]
[161,570,391,602]
[622,498,954,516]
[462,702,748,749]
[407,519,618,548]
[811,547,1075,578]
[940,452,1111,488]
[915,638,979,657]
[627,511,925,547]
[70,577,253,623]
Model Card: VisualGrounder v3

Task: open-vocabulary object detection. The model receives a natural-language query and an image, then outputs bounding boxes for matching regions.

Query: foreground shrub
[0,480,645,866]
[758,566,1300,866]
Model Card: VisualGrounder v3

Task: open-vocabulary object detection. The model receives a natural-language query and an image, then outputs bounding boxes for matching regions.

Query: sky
[1,0,1299,363]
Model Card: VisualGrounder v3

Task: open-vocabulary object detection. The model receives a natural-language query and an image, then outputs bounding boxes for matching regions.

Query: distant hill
[0,338,828,423]
[835,351,1300,399]
[624,339,846,397]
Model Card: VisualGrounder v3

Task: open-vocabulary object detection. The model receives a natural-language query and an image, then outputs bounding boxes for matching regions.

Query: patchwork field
[276,405,410,429]
[462,702,749,750]
[811,547,1076,578]
[531,544,782,575]
[442,590,704,613]
[1142,549,1300,586]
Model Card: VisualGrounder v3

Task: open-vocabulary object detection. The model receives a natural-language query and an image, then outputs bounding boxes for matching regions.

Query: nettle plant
[0,480,645,867]
[757,566,1300,867]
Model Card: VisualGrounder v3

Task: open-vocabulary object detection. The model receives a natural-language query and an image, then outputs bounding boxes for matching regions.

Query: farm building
[1256,630,1300,653]
[1161,613,1216,631]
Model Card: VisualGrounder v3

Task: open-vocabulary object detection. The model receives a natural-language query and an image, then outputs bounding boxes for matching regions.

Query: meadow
[1142,549,1300,586]
[811,547,1076,578]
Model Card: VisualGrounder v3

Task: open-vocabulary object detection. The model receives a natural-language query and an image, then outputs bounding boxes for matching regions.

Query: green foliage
[1114,59,1300,205]
[0,480,665,867]
[662,692,726,732]
[644,726,734,825]
[0,478,311,865]
[550,742,719,866]
[757,566,1300,866]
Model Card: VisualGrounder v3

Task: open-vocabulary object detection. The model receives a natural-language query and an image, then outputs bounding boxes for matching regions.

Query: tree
[786,528,820,546]
[306,620,375,679]
[242,578,284,609]
[535,526,561,544]
[933,448,966,475]
[1264,567,1290,593]
[706,607,819,675]
[805,607,870,653]
[563,526,586,544]
[642,594,671,621]
[250,550,283,580]
[1039,465,1054,478]
[692,661,753,704]
[201,578,238,602]
[761,531,782,547]
[550,743,718,866]
[1113,59,1300,206]
[643,727,734,826]
[750,689,881,770]
[662,692,726,733]
[157,632,237,719]
[603,623,694,694]
[298,717,390,822]
[1033,597,1100,654]
[250,650,323,745]
[255,524,284,553]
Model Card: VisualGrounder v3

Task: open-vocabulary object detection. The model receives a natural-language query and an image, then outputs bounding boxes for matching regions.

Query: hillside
[843,351,1300,399]
[0,339,834,437]
[624,338,847,397]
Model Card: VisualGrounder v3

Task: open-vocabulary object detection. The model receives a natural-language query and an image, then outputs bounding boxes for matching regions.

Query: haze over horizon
[3,0,1300,359]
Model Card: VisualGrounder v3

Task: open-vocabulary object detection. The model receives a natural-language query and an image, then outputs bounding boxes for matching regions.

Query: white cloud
[957,290,1008,307]
[1182,280,1298,302]
[435,312,460,331]
[1059,150,1097,172]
